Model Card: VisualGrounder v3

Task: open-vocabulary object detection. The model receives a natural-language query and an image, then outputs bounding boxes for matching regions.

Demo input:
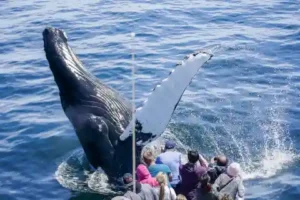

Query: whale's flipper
[120,50,212,146]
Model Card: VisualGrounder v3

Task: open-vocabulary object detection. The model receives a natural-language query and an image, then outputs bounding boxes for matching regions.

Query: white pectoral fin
[120,50,213,145]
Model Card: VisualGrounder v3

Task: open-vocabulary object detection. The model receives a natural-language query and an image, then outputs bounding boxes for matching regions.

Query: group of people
[112,140,245,200]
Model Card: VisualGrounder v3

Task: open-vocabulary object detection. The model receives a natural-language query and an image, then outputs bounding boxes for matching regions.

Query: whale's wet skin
[43,27,212,185]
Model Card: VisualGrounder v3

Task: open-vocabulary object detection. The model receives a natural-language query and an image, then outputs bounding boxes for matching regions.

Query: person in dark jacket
[207,155,228,184]
[178,150,208,200]
[194,173,218,200]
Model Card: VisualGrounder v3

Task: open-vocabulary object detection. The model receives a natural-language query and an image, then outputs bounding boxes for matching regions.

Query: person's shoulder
[157,152,165,158]
[219,173,227,178]
[161,163,171,170]
[111,196,130,200]
[149,164,166,171]
[195,164,207,171]
[181,162,189,168]
[125,191,142,200]
[141,183,152,189]
[215,166,226,172]
[170,151,182,158]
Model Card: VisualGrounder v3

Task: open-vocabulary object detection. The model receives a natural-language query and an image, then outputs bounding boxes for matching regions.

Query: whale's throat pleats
[52,44,132,133]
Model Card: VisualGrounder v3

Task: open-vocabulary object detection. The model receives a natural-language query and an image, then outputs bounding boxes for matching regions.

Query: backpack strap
[218,178,234,192]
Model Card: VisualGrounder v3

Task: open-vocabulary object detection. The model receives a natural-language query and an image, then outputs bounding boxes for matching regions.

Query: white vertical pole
[130,32,136,193]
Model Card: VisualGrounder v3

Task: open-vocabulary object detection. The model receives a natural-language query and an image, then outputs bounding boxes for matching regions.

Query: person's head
[199,173,212,193]
[215,155,228,167]
[143,150,155,166]
[164,140,176,151]
[176,194,187,200]
[122,173,141,193]
[227,162,241,177]
[156,172,167,200]
[199,173,210,188]
[188,150,199,164]
[122,173,133,189]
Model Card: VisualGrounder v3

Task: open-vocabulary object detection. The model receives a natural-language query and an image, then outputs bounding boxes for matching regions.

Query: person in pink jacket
[137,164,159,187]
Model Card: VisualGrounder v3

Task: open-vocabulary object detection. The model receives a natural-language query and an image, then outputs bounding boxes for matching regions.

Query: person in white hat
[212,162,245,200]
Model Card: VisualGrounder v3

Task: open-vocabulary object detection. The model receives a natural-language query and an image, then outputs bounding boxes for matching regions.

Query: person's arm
[170,188,176,200]
[179,162,184,178]
[165,165,173,182]
[123,191,130,199]
[208,157,216,168]
[168,173,173,182]
[199,154,209,168]
[212,174,222,192]
[236,179,245,200]
[151,187,159,200]
[207,167,218,183]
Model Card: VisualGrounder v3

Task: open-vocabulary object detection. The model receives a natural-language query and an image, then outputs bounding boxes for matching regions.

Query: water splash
[55,149,120,195]
[55,89,296,194]
[241,97,296,180]
[54,131,185,194]
[218,89,297,180]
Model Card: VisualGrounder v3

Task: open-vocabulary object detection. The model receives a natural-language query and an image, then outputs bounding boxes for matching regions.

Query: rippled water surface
[1,1,300,200]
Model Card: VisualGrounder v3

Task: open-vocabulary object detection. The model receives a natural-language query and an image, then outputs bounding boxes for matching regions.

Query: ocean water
[1,0,300,199]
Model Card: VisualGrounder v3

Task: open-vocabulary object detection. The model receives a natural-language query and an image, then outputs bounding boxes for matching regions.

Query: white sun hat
[227,162,242,177]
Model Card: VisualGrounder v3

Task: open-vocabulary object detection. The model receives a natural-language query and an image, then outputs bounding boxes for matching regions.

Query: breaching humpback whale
[43,27,212,180]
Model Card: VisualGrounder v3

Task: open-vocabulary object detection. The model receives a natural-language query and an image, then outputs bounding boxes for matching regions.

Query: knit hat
[227,162,241,177]
[122,173,133,187]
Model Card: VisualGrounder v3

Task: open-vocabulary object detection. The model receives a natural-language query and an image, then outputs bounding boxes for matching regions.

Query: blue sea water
[1,0,300,199]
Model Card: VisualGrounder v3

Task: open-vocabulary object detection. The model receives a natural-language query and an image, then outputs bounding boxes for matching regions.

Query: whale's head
[43,27,99,106]
[43,27,113,113]
[43,27,68,50]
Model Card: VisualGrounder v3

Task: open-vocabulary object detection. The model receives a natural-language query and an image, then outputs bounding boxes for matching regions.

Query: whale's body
[43,27,212,179]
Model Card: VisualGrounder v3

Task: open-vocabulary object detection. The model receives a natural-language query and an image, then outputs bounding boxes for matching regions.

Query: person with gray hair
[212,162,245,200]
